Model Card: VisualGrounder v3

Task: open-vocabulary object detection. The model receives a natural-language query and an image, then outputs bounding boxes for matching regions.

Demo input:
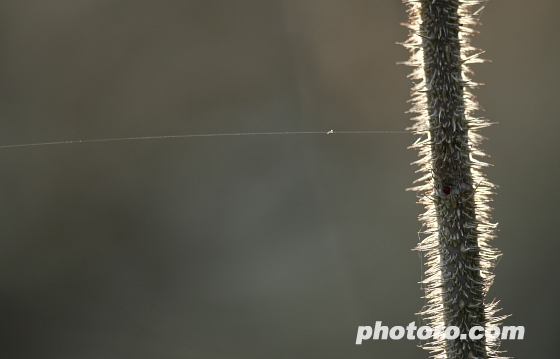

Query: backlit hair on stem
[402,1,507,358]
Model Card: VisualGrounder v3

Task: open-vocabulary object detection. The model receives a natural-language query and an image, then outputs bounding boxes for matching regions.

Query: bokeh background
[0,1,557,358]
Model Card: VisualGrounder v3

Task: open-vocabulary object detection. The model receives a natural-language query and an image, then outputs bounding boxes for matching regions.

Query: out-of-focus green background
[0,1,557,358]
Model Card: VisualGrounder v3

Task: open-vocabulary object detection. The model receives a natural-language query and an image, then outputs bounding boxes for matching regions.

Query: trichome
[402,1,505,358]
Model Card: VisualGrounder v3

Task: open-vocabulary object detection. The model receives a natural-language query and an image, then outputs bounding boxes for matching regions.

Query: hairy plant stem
[403,1,504,358]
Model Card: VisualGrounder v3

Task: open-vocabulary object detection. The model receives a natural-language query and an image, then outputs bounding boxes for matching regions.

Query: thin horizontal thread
[0,130,410,149]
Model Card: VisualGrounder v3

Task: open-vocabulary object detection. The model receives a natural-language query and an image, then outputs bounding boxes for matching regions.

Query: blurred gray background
[0,1,557,358]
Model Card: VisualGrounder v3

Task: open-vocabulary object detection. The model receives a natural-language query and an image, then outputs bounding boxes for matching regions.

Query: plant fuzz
[402,1,505,358]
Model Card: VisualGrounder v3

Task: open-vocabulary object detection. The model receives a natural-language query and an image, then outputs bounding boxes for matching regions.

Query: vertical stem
[403,1,504,358]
